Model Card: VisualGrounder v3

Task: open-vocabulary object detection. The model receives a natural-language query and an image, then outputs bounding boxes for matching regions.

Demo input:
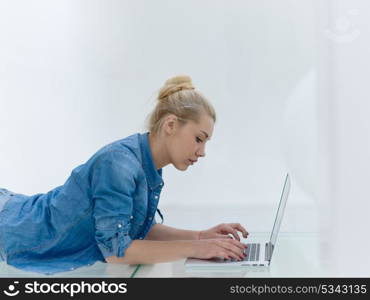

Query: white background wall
[1,0,318,234]
[315,0,370,276]
[2,0,370,276]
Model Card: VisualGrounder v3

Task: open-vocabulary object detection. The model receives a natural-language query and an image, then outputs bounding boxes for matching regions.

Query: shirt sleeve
[91,150,139,259]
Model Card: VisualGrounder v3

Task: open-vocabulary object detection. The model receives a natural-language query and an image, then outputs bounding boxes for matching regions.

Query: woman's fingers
[230,223,249,238]
[215,233,232,239]
[220,225,241,241]
[220,223,249,240]
[228,238,248,251]
[215,239,246,260]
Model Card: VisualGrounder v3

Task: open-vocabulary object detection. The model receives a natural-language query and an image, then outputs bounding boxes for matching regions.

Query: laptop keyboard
[244,243,260,261]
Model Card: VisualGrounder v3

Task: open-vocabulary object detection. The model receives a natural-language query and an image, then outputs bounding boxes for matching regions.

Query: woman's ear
[163,114,178,136]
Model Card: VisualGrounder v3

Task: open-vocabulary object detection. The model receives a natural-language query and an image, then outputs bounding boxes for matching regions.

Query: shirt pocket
[129,210,146,238]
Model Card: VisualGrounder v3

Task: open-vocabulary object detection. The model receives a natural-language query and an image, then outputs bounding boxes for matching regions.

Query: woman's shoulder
[93,133,142,161]
[95,147,141,168]
[74,133,144,180]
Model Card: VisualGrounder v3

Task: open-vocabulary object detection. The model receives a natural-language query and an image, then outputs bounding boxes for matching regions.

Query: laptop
[185,173,291,268]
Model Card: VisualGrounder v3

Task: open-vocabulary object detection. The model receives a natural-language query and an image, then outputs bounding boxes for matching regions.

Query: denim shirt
[0,132,164,275]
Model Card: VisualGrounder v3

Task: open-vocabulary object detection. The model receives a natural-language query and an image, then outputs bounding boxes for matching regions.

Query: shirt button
[139,237,143,240]
[130,216,134,219]
[117,224,122,228]
[154,195,159,199]
[70,267,75,270]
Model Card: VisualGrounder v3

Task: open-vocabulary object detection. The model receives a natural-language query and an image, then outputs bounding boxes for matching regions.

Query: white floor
[0,261,137,278]
[134,232,324,278]
[0,204,317,277]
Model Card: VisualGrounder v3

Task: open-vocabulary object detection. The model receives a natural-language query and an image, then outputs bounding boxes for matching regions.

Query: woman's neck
[148,132,170,170]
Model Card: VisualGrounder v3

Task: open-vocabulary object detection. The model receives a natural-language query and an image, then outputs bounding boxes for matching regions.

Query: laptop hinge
[265,242,274,262]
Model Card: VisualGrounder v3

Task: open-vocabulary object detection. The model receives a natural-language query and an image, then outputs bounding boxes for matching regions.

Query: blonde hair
[146,75,216,136]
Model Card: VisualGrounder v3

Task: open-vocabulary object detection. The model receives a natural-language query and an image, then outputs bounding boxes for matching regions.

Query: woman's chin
[173,162,189,171]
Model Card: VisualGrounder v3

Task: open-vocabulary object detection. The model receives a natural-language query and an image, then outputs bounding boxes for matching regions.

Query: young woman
[0,75,248,275]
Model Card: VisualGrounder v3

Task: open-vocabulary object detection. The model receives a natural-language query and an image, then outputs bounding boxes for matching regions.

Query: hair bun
[158,75,195,100]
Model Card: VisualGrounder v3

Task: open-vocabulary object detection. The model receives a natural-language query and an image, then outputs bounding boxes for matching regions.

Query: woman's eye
[196,137,203,143]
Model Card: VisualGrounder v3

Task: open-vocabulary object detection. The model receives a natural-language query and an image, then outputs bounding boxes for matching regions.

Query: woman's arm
[105,239,194,265]
[145,222,249,241]
[105,238,247,265]
[145,223,200,241]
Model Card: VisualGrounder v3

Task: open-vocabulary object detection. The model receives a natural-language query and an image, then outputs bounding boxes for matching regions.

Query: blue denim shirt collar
[139,132,164,190]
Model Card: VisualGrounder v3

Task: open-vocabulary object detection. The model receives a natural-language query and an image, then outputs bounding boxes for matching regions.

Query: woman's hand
[198,223,249,241]
[190,238,247,261]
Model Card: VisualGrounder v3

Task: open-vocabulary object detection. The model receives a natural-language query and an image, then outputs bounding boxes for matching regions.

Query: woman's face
[166,113,214,171]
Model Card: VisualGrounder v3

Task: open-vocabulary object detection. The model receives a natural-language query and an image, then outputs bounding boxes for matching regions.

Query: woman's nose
[196,147,206,158]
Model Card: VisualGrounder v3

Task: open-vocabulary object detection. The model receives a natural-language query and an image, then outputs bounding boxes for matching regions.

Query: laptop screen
[267,174,291,260]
